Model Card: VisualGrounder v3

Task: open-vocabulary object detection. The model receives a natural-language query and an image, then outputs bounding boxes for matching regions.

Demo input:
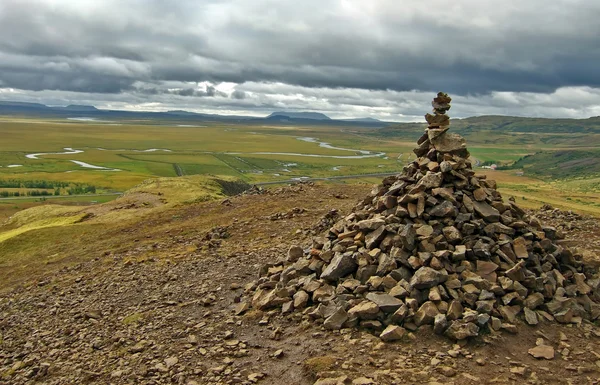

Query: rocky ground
[1,183,599,385]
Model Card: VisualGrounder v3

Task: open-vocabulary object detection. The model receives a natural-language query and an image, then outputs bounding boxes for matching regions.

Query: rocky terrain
[1,94,600,385]
[242,93,600,342]
[0,182,599,385]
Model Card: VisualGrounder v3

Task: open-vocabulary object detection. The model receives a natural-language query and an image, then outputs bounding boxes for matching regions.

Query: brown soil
[1,183,599,384]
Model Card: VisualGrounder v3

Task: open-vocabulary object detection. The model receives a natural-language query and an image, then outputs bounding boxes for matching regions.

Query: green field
[1,115,599,215]
[0,117,410,190]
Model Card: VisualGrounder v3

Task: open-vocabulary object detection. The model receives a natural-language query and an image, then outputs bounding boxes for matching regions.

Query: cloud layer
[1,0,599,120]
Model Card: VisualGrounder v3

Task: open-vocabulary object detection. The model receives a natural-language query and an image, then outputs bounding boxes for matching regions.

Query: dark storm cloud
[0,0,600,118]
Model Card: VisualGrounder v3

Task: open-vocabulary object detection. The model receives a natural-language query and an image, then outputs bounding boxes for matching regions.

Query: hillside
[373,115,600,147]
[1,181,599,384]
[508,150,600,180]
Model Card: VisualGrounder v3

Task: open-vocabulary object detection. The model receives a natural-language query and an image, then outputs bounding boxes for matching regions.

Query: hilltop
[1,180,599,384]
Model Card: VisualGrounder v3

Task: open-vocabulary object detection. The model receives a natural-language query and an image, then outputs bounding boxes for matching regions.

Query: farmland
[0,115,599,215]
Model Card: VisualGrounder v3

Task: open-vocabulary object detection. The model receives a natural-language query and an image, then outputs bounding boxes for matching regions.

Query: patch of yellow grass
[126,175,247,204]
[5,205,82,227]
[0,214,87,243]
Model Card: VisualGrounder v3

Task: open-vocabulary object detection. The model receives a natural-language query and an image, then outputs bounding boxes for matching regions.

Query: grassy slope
[0,175,249,290]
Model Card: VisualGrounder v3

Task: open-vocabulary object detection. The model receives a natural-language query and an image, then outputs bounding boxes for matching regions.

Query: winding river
[20,136,384,172]
[227,136,385,159]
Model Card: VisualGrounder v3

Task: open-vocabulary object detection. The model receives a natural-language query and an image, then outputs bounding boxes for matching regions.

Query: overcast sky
[0,0,599,121]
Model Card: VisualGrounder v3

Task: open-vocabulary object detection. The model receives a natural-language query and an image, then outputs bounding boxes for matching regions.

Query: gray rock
[321,253,357,282]
[323,307,348,330]
[398,224,416,251]
[429,201,457,217]
[365,293,403,313]
[376,253,397,276]
[472,200,500,222]
[484,223,515,237]
[365,226,387,249]
[433,314,448,334]
[524,307,538,325]
[357,218,386,231]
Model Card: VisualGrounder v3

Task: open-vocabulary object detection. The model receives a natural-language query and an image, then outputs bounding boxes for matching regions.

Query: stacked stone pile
[242,92,600,341]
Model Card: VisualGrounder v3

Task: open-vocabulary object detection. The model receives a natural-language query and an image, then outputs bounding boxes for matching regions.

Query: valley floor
[1,183,599,384]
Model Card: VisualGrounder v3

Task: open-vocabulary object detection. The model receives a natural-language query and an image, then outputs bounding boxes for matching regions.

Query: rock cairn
[242,92,600,341]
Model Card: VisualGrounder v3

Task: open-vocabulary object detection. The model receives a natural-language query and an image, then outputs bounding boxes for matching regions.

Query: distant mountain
[267,111,331,120]
[58,105,99,112]
[166,110,207,116]
[0,100,389,127]
[341,117,381,123]
[0,101,49,109]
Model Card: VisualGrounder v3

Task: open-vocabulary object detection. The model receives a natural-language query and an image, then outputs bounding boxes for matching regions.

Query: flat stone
[348,301,380,319]
[499,305,521,323]
[365,293,403,313]
[416,224,434,237]
[512,237,529,259]
[472,201,500,222]
[505,261,526,282]
[476,260,499,275]
[484,223,515,237]
[473,188,487,201]
[399,224,416,251]
[234,301,250,315]
[376,253,397,276]
[357,218,386,231]
[252,288,290,310]
[554,308,573,324]
[430,132,469,157]
[429,201,458,217]
[313,284,335,302]
[528,345,555,360]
